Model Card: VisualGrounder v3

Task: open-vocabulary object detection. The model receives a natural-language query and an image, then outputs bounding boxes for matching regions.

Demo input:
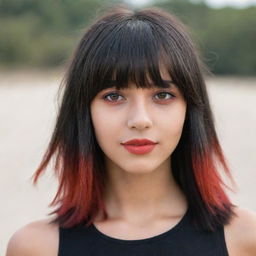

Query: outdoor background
[1,0,256,254]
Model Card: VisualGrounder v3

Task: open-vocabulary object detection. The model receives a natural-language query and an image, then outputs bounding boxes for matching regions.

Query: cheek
[161,106,186,141]
[90,106,119,149]
[164,105,186,126]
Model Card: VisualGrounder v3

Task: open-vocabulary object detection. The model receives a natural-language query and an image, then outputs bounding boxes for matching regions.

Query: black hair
[32,3,237,232]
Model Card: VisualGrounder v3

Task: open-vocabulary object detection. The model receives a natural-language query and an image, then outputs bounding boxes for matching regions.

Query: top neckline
[90,208,190,245]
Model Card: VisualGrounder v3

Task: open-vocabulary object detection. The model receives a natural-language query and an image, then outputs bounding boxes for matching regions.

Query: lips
[121,139,158,155]
[121,139,157,146]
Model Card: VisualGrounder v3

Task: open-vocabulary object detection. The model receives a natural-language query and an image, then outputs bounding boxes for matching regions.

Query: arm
[224,207,256,256]
[6,220,59,256]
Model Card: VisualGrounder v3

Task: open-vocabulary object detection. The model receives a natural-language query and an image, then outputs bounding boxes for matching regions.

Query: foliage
[152,0,256,75]
[0,0,255,75]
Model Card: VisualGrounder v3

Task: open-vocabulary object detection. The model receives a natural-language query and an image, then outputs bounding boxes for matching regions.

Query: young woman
[6,4,256,256]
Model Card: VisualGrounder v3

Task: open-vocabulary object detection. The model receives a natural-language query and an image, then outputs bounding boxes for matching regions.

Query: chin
[121,165,159,175]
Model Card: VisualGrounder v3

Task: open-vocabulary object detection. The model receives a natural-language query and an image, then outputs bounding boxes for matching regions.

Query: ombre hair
[32,4,237,232]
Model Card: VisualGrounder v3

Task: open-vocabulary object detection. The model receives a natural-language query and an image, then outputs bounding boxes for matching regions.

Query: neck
[102,157,188,224]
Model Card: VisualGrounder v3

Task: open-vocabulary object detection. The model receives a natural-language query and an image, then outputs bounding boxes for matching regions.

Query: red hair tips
[31,147,107,228]
[192,137,236,216]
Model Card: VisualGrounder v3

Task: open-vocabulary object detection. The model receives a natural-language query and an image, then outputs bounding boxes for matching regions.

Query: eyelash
[102,91,175,103]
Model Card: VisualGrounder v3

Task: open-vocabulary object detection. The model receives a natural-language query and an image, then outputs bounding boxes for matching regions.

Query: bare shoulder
[6,218,59,256]
[224,206,256,256]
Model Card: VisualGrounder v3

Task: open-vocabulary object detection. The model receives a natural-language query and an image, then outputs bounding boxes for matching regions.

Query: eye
[154,91,174,101]
[102,91,175,103]
[103,92,124,102]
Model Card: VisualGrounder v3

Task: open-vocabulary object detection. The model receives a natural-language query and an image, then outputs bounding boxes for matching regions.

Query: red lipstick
[121,139,157,155]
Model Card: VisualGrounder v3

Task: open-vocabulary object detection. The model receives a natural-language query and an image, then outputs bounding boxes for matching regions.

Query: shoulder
[224,206,256,256]
[6,218,59,256]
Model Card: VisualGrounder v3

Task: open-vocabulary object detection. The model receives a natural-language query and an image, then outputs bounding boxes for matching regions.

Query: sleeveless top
[58,208,229,256]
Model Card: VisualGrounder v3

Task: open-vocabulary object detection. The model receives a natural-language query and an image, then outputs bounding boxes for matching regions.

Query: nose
[127,99,153,130]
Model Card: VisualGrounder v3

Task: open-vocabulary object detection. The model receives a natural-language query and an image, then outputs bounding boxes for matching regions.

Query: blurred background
[1,0,255,254]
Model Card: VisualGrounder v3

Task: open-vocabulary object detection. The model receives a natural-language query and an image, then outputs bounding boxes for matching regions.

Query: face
[90,68,187,176]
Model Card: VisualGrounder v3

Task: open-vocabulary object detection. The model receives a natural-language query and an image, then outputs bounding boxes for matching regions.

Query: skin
[6,68,256,255]
[88,68,188,238]
[90,68,188,228]
[5,207,256,255]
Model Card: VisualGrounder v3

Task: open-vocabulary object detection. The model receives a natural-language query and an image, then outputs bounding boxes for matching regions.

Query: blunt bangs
[79,13,197,104]
[87,20,173,97]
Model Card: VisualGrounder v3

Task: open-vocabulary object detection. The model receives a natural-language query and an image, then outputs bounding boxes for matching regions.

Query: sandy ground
[1,70,256,255]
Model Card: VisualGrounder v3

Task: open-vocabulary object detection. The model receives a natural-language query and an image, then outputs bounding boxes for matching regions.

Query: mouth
[121,143,157,155]
[121,138,157,146]
[121,138,158,154]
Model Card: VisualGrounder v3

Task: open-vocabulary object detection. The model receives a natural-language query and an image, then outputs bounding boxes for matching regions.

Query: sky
[127,0,256,8]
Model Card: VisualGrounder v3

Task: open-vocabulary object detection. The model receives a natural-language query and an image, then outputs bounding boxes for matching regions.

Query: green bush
[0,0,255,75]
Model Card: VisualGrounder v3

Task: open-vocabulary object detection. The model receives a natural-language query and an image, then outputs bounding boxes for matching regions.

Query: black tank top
[58,208,229,256]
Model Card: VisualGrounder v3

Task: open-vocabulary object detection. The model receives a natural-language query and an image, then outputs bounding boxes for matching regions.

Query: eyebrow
[105,79,176,88]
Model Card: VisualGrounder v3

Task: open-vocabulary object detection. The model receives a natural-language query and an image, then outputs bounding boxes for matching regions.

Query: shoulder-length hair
[32,4,237,232]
